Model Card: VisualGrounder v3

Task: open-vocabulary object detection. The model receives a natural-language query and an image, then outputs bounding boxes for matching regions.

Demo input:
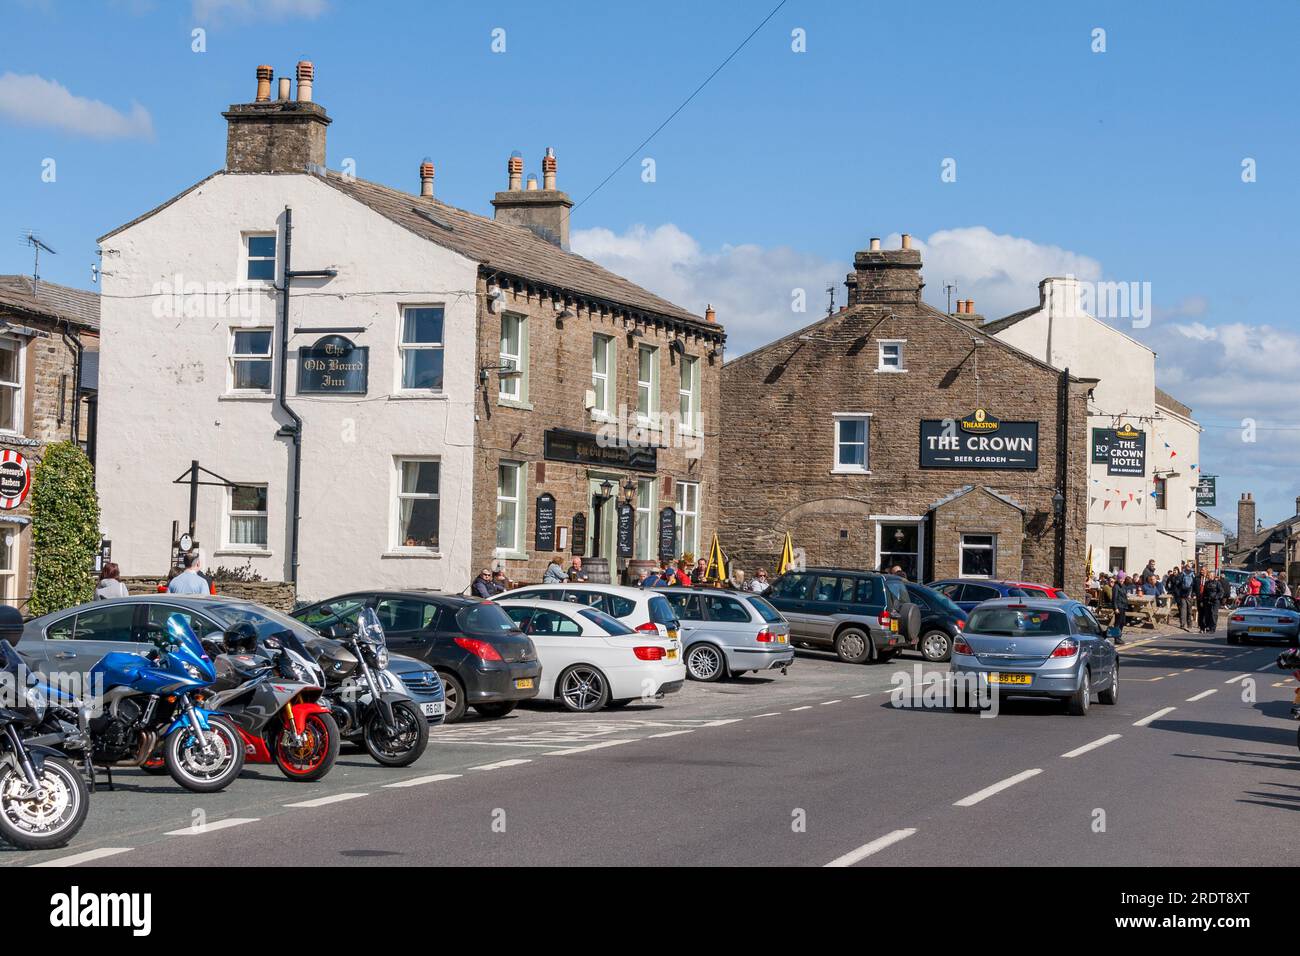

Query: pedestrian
[95,562,129,600]
[1201,571,1222,632]
[1110,571,1128,644]
[471,568,495,598]
[748,569,771,594]
[642,566,663,588]
[631,568,648,588]
[543,554,566,584]
[1172,564,1195,631]
[568,556,589,582]
[1247,573,1262,597]
[1260,570,1276,596]
[691,558,708,585]
[490,571,510,595]
[729,569,746,591]
[167,551,209,595]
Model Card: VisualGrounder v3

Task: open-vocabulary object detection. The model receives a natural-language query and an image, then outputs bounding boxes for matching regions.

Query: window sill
[590,411,616,424]
[831,468,872,476]
[382,549,442,559]
[875,368,907,374]
[494,549,529,561]
[219,393,275,402]
[497,398,534,411]
[388,391,448,402]
[214,548,272,557]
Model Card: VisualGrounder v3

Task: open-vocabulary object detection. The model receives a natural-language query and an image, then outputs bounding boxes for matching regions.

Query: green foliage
[29,442,101,616]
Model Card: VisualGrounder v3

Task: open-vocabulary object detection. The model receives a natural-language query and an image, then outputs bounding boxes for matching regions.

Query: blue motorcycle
[74,613,244,793]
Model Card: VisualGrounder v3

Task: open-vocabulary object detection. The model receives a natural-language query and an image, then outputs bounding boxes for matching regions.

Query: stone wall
[471,275,723,584]
[121,575,298,611]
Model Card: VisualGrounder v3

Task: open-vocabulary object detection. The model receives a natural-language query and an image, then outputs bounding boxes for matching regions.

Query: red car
[1007,581,1071,600]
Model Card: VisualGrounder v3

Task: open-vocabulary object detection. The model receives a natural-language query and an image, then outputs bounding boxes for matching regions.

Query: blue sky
[3,0,1298,529]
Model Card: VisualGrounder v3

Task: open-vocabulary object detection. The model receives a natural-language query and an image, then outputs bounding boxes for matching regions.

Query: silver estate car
[950,598,1118,716]
[1226,595,1300,645]
[653,588,794,681]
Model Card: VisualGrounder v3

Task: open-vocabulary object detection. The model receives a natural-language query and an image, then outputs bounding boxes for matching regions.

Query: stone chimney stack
[419,159,435,198]
[844,233,924,307]
[1238,492,1257,551]
[492,146,574,249]
[953,298,984,325]
[224,61,331,173]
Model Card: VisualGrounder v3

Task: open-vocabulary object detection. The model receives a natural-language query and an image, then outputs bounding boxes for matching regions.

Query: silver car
[653,588,794,681]
[950,598,1118,716]
[1227,595,1300,645]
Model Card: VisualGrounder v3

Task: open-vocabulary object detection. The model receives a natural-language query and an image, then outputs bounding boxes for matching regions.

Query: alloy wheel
[561,667,606,711]
[687,645,722,680]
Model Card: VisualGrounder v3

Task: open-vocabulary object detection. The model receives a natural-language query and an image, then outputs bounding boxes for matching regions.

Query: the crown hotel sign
[920,409,1039,470]
[1091,424,1147,477]
[298,335,368,394]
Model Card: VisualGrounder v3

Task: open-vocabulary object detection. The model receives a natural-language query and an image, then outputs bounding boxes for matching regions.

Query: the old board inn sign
[919,408,1040,470]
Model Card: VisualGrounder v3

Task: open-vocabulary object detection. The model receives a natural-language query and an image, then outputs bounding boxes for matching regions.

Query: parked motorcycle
[309,609,428,767]
[1279,647,1300,752]
[68,613,245,793]
[0,640,90,849]
[205,624,339,781]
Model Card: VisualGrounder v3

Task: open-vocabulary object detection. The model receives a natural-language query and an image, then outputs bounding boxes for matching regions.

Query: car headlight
[183,662,203,681]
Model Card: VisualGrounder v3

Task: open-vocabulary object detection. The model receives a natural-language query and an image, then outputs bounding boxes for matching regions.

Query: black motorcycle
[309,609,428,767]
[0,640,90,850]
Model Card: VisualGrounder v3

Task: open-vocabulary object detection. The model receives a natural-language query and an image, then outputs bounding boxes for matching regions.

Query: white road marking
[789,706,812,712]
[284,793,368,808]
[1061,733,1122,758]
[825,828,917,867]
[953,769,1043,807]
[544,739,634,756]
[1133,706,1177,727]
[753,712,780,718]
[702,718,743,726]
[383,773,463,788]
[851,693,871,699]
[648,730,695,739]
[820,700,841,706]
[1225,674,1249,684]
[31,847,134,867]
[165,817,260,835]
[469,759,532,771]
[1186,689,1217,702]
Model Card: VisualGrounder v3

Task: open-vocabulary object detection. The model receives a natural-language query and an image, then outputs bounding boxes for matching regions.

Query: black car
[292,591,541,723]
[904,582,968,663]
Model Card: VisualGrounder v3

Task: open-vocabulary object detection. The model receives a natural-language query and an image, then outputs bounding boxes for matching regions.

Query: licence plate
[890,620,899,632]
[1248,627,1272,634]
[421,701,445,717]
[667,630,680,641]
[776,634,787,643]
[666,649,678,660]
[989,672,1033,685]
[514,678,535,690]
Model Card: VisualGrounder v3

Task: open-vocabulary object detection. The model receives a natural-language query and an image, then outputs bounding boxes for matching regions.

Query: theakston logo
[958,408,1000,433]
[49,886,152,937]
[1114,423,1140,440]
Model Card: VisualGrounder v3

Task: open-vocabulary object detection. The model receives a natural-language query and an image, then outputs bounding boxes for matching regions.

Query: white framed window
[676,480,700,560]
[878,339,906,372]
[496,461,525,555]
[678,355,700,432]
[395,458,440,550]
[228,327,273,393]
[399,306,445,391]
[960,533,996,578]
[634,477,656,560]
[592,334,614,416]
[499,314,528,402]
[0,337,24,433]
[0,528,17,606]
[225,484,269,551]
[833,412,871,473]
[244,233,277,282]
[636,345,659,422]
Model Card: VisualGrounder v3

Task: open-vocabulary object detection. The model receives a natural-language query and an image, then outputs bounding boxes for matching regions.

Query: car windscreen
[746,596,784,624]
[914,586,962,617]
[966,607,1070,637]
[455,603,522,636]
[578,608,636,635]
[208,604,319,642]
[647,595,679,627]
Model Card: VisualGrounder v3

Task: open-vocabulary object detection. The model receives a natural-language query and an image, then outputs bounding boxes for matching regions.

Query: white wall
[98,173,478,600]
[992,277,1198,576]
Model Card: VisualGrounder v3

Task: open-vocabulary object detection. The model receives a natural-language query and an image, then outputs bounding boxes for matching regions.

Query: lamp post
[591,479,614,556]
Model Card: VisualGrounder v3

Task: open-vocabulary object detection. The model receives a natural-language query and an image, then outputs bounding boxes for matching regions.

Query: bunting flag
[1120,500,1128,510]
[1090,497,1098,508]
[1103,500,1111,511]
[777,530,796,577]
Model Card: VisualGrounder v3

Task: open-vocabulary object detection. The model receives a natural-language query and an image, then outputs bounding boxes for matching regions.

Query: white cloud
[193,0,327,21]
[0,72,153,140]
[572,223,846,356]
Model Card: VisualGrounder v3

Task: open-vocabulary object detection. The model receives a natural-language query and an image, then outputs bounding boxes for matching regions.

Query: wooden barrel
[583,557,611,584]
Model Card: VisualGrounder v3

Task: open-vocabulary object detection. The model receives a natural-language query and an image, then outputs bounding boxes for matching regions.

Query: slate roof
[978,305,1038,335]
[0,276,100,331]
[1154,386,1192,418]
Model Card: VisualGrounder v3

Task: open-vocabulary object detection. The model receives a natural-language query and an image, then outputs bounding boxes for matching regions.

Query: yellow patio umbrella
[703,532,729,584]
[1085,547,1094,582]
[777,531,796,576]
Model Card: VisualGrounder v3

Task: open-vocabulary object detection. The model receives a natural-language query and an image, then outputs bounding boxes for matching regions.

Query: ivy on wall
[29,442,101,616]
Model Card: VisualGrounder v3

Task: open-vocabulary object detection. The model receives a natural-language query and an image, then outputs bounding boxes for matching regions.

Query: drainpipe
[277,206,337,588]
[59,324,83,447]
[1055,367,1070,588]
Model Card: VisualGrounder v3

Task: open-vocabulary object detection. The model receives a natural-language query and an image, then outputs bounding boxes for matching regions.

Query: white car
[497,582,682,643]
[495,599,686,712]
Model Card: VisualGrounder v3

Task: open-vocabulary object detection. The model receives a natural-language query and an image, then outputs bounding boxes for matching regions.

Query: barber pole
[0,450,31,510]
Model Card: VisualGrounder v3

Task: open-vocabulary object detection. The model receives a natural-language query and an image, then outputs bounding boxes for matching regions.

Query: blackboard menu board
[534,494,556,552]
[658,507,677,561]
[616,502,634,559]
[571,513,587,557]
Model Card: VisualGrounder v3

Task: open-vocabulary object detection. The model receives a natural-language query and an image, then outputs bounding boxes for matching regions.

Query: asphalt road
[5,626,1296,867]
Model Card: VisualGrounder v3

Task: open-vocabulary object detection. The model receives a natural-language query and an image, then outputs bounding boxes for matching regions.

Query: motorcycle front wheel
[275,712,340,782]
[362,701,428,767]
[0,755,89,850]
[164,715,245,793]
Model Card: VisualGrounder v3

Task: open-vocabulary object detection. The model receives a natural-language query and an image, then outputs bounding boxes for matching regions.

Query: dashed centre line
[284,793,368,809]
[1186,689,1217,702]
[648,730,695,739]
[789,705,812,712]
[383,773,463,788]
[1134,706,1177,727]
[165,817,260,835]
[1061,734,1122,758]
[954,769,1043,807]
[31,847,134,867]
[825,828,917,867]
[544,739,634,756]
[470,759,532,771]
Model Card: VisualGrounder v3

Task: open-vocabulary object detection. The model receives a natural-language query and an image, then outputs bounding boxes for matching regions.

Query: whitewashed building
[985,276,1200,576]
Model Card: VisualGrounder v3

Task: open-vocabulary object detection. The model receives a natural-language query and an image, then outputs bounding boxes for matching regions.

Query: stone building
[0,276,99,606]
[96,62,720,600]
[1229,492,1300,584]
[720,237,1091,587]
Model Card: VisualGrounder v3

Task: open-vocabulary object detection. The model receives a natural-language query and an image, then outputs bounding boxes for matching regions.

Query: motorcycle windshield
[164,613,217,683]
[357,607,388,649]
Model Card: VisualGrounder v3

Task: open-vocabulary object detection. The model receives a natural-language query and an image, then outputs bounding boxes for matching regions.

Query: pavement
[5,625,1296,868]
